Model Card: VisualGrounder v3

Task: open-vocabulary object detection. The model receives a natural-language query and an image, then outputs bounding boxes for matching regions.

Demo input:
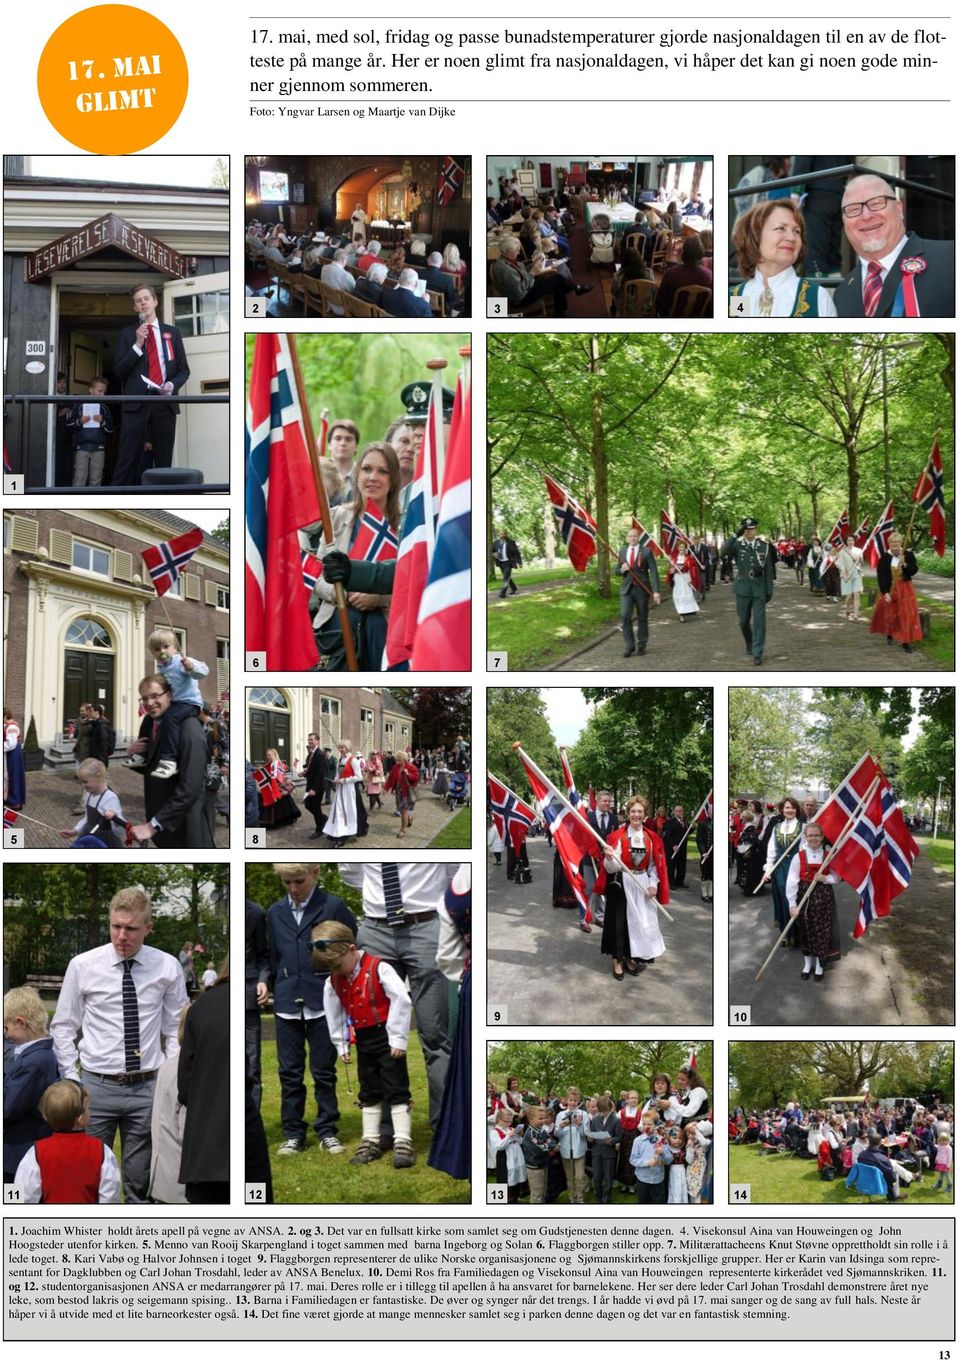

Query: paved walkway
[550,571,952,672]
[487,836,713,1026]
[6,762,229,849]
[727,847,953,1026]
[260,787,466,849]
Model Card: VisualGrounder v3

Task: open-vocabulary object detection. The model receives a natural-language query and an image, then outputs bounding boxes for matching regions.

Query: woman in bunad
[806,537,825,594]
[836,534,864,621]
[599,795,667,983]
[869,531,922,654]
[735,809,764,895]
[616,1088,643,1194]
[3,707,26,811]
[821,549,842,607]
[323,742,368,848]
[641,1073,680,1128]
[785,820,842,982]
[668,547,700,622]
[305,441,401,670]
[432,756,450,797]
[760,795,803,947]
[729,201,837,318]
[501,1077,525,1123]
[258,748,302,830]
[487,1107,525,1203]
[662,1063,711,1130]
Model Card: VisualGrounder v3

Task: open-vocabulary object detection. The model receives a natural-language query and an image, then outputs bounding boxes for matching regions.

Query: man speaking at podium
[114,283,190,485]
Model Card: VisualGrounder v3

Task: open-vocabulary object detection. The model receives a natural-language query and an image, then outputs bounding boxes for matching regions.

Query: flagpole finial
[511,741,522,750]
[426,358,448,371]
[459,345,471,358]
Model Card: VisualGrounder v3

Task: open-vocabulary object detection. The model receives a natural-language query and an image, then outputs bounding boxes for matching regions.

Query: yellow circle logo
[37,5,188,153]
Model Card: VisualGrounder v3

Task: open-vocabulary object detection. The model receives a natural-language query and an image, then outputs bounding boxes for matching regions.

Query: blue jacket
[4,1037,59,1176]
[267,886,356,1014]
[381,287,432,318]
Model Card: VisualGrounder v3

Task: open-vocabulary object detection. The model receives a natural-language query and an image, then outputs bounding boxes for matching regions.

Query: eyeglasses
[841,195,897,219]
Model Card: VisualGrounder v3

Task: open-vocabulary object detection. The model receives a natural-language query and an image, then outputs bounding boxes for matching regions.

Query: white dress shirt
[857,234,909,291]
[275,895,324,1021]
[323,952,412,1053]
[50,942,187,1077]
[337,863,458,917]
[15,1140,121,1204]
[785,845,839,907]
[132,320,167,381]
[737,266,838,318]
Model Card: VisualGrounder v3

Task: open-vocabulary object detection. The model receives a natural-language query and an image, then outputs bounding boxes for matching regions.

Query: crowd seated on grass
[245,219,469,319]
[730,1097,954,1200]
[486,179,713,319]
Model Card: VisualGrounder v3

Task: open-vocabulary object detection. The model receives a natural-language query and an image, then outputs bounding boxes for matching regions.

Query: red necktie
[145,326,164,386]
[862,260,883,318]
[629,547,636,567]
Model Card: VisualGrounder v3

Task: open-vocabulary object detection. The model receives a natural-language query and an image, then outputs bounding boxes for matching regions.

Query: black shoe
[308,830,324,840]
[575,284,595,296]
[801,968,811,980]
[499,590,507,598]
[887,636,894,645]
[637,645,646,655]
[814,971,824,982]
[510,585,518,594]
[902,643,912,652]
[623,647,635,657]
[753,656,763,665]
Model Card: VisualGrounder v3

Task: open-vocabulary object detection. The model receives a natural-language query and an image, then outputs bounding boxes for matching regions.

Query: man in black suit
[584,791,619,927]
[617,526,661,657]
[424,252,461,315]
[492,528,522,597]
[833,173,955,318]
[302,731,327,840]
[127,675,213,849]
[114,283,190,485]
[662,806,689,889]
[245,897,270,1111]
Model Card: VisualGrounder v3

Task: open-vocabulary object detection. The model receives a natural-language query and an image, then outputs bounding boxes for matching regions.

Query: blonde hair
[40,1080,88,1131]
[442,242,461,270]
[273,863,319,878]
[3,985,49,1035]
[148,628,178,655]
[625,794,649,817]
[109,886,152,923]
[77,759,107,780]
[309,919,356,963]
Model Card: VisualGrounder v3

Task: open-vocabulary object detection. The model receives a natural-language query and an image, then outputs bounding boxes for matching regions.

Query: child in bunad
[630,1111,672,1205]
[310,919,416,1170]
[666,1125,689,1203]
[785,820,841,982]
[487,1106,525,1203]
[616,1088,643,1194]
[14,1081,120,1204]
[123,628,209,780]
[934,1132,953,1193]
[685,1120,713,1205]
[554,1086,589,1205]
[521,1105,558,1205]
[59,758,126,847]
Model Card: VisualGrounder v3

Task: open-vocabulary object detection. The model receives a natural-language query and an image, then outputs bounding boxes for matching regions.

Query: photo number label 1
[3,475,24,495]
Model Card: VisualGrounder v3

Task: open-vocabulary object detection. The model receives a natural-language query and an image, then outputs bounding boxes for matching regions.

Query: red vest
[331,952,389,1030]
[798,849,822,883]
[619,1107,641,1131]
[34,1132,104,1203]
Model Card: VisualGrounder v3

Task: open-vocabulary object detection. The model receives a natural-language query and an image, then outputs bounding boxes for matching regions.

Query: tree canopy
[488,1040,712,1102]
[730,1040,953,1110]
[488,332,954,592]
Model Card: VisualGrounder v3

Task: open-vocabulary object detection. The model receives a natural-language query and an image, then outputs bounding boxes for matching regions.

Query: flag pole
[512,741,673,922]
[751,754,872,894]
[426,357,448,495]
[459,344,471,396]
[903,429,940,552]
[287,335,359,672]
[318,406,329,459]
[671,790,711,858]
[754,774,880,983]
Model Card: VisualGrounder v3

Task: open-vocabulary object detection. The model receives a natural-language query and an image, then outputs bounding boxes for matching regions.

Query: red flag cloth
[516,746,597,916]
[826,510,850,549]
[696,790,713,822]
[913,437,946,557]
[383,385,439,668]
[631,517,665,557]
[588,786,597,811]
[141,528,203,597]
[660,509,692,556]
[253,765,281,807]
[348,498,399,563]
[437,156,465,206]
[559,749,582,809]
[245,334,322,669]
[545,475,597,572]
[487,773,537,856]
[852,515,873,549]
[864,501,895,568]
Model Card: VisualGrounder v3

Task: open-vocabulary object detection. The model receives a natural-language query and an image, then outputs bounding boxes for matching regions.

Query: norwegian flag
[253,765,280,807]
[515,745,598,918]
[588,785,597,811]
[141,528,203,597]
[383,383,440,669]
[815,752,917,938]
[545,474,597,572]
[245,334,322,669]
[488,772,536,856]
[913,436,947,557]
[852,514,873,550]
[349,499,399,564]
[688,1046,697,1069]
[825,510,850,550]
[3,807,17,828]
[695,789,713,823]
[660,510,692,556]
[437,156,465,207]
[864,501,895,568]
[301,550,323,594]
[410,368,471,671]
[559,748,582,808]
[631,517,664,557]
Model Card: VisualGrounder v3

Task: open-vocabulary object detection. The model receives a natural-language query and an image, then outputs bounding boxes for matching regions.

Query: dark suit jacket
[245,899,269,1013]
[424,266,459,309]
[354,278,384,306]
[115,320,190,412]
[267,886,356,1013]
[139,714,213,849]
[304,747,325,797]
[492,537,522,568]
[833,232,955,318]
[617,543,660,596]
[178,980,230,1184]
[381,286,433,318]
[587,808,619,840]
[3,1036,59,1175]
[662,815,688,862]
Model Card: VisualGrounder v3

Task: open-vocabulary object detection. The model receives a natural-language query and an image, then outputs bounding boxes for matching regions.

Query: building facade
[246,686,413,768]
[3,509,229,752]
[3,159,229,486]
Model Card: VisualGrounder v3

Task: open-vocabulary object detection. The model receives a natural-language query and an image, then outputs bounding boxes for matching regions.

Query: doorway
[62,617,116,735]
[248,687,291,765]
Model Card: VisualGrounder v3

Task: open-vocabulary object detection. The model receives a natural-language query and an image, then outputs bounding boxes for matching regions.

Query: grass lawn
[260,1032,469,1205]
[428,806,471,848]
[917,836,955,875]
[487,577,616,669]
[729,1143,952,1205]
[862,575,954,668]
[488,565,589,590]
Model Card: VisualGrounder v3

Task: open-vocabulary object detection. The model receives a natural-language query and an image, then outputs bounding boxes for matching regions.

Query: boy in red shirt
[15,1080,121,1203]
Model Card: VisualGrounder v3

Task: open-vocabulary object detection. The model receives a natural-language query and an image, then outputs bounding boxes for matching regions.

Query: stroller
[446,770,469,811]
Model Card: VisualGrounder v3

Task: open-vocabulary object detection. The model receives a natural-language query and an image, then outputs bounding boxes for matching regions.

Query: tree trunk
[544,500,556,569]
[810,488,821,536]
[190,867,201,938]
[844,432,859,528]
[589,339,610,597]
[881,347,891,501]
[485,438,497,581]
